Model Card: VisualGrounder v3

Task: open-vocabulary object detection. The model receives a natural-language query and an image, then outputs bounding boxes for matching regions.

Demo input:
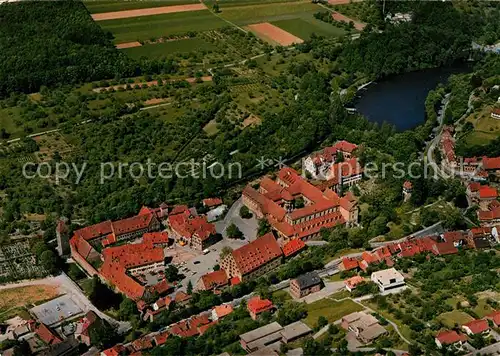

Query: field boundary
[92,3,207,21]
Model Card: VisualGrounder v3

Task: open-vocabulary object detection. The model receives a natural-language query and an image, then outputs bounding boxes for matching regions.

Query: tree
[118,298,137,321]
[220,247,233,260]
[239,205,252,219]
[165,265,181,282]
[187,280,193,295]
[32,241,49,258]
[89,321,118,350]
[316,315,328,330]
[88,276,122,311]
[68,264,85,280]
[226,223,243,239]
[40,250,58,273]
[257,219,271,236]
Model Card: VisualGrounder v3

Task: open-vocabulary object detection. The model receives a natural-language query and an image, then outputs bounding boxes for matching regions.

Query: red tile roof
[148,279,173,296]
[112,213,156,236]
[478,207,500,221]
[175,291,192,303]
[231,233,283,275]
[230,276,241,285]
[247,296,274,315]
[486,310,500,326]
[479,186,498,199]
[153,331,169,346]
[198,321,217,335]
[436,330,467,345]
[403,181,413,189]
[100,241,164,300]
[143,232,170,248]
[434,241,458,255]
[282,239,306,257]
[190,314,210,329]
[203,198,223,208]
[463,319,489,334]
[74,220,112,241]
[468,182,480,192]
[213,304,233,319]
[101,344,126,356]
[132,337,153,351]
[334,140,358,153]
[199,270,229,290]
[482,156,500,170]
[345,276,365,290]
[342,257,359,270]
[35,324,62,345]
[168,208,216,242]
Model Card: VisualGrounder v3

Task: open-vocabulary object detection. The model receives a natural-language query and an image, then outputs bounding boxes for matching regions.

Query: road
[0,273,131,334]
[426,93,451,179]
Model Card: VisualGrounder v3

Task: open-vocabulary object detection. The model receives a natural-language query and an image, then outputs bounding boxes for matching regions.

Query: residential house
[486,310,500,327]
[203,198,223,209]
[462,319,490,336]
[35,323,62,346]
[435,330,468,349]
[220,232,283,282]
[341,312,387,344]
[370,268,405,293]
[491,108,500,119]
[344,276,365,292]
[212,304,233,321]
[341,257,359,271]
[282,239,306,258]
[175,291,192,306]
[402,180,413,202]
[152,331,170,347]
[482,156,500,177]
[195,270,229,292]
[247,296,275,320]
[74,311,102,346]
[289,272,323,299]
[101,344,126,356]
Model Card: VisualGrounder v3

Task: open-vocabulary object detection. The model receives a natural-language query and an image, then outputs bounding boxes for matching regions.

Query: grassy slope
[100,10,227,43]
[304,298,363,327]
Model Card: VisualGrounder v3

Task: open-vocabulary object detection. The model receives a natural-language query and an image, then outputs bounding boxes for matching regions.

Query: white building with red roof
[304,140,358,180]
[242,167,358,242]
[435,330,468,349]
[220,232,283,281]
[462,319,490,336]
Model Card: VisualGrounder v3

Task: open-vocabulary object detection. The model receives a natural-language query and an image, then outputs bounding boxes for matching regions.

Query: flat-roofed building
[370,268,405,292]
[240,322,283,352]
[280,321,312,343]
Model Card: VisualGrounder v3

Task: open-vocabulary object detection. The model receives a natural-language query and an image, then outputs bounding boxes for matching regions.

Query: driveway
[215,197,259,240]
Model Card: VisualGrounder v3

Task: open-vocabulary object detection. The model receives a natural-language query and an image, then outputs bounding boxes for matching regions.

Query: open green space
[436,310,474,328]
[218,2,321,25]
[84,0,199,14]
[272,17,346,40]
[303,298,363,327]
[100,10,227,43]
[122,38,217,59]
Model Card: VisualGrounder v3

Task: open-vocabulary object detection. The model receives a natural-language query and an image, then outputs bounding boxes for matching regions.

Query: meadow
[122,38,217,59]
[99,10,227,43]
[84,0,199,13]
[272,17,346,40]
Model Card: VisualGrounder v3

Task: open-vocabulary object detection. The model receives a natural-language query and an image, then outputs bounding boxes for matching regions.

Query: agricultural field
[99,10,227,43]
[84,0,200,14]
[272,17,346,40]
[122,37,217,59]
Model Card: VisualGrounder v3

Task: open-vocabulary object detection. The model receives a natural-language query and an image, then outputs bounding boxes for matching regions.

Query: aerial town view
[0,0,500,355]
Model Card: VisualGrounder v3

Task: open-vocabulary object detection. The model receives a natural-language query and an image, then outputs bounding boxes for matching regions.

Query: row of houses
[341,229,499,274]
[435,311,500,349]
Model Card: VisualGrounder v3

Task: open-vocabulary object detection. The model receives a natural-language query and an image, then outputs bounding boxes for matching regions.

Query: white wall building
[370,268,405,292]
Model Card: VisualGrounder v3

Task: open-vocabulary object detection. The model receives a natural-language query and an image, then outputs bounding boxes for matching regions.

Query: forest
[0,0,137,97]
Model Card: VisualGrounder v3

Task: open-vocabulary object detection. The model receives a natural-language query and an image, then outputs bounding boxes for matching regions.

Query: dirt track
[92,3,207,21]
[327,0,362,4]
[248,22,303,47]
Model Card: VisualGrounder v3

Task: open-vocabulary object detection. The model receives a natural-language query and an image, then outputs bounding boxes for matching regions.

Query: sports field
[122,38,216,59]
[272,17,346,39]
[85,0,199,14]
[99,10,227,43]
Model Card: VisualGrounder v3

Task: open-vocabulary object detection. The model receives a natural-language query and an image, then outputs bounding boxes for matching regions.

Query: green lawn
[123,38,216,59]
[84,0,199,14]
[303,298,363,327]
[437,310,474,328]
[272,17,345,40]
[99,10,227,43]
[472,298,495,318]
[219,2,321,25]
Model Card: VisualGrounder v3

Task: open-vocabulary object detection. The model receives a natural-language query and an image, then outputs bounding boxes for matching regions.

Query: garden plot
[33,132,73,163]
